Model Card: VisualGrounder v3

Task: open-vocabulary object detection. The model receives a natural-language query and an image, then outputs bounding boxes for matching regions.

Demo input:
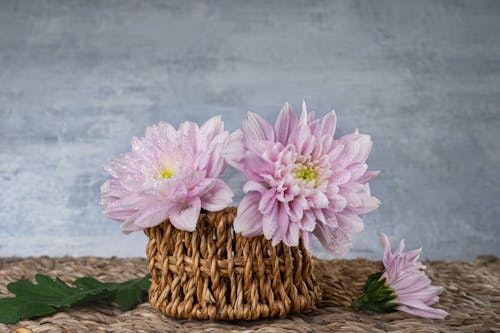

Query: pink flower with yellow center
[101,116,238,233]
[233,101,380,256]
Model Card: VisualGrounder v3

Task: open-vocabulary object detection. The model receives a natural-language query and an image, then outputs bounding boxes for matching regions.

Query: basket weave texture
[144,207,321,320]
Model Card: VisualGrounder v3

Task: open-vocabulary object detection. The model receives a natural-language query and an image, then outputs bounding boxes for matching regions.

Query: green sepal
[351,271,398,313]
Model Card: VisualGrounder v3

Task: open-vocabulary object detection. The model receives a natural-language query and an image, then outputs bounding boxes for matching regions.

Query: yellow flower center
[294,165,318,183]
[160,167,174,179]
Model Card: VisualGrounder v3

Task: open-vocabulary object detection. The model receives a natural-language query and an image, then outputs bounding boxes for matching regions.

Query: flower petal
[328,194,347,213]
[242,152,274,181]
[263,207,279,240]
[131,206,170,229]
[234,192,263,237]
[121,217,143,234]
[168,197,201,232]
[179,121,202,155]
[379,233,394,270]
[301,210,317,231]
[222,129,245,170]
[243,180,267,194]
[288,122,314,156]
[274,102,298,145]
[301,100,308,122]
[201,179,233,211]
[284,222,300,247]
[394,239,406,257]
[337,213,364,233]
[333,138,360,169]
[397,302,448,319]
[348,163,368,181]
[354,133,373,163]
[314,223,352,257]
[310,110,336,138]
[357,170,380,184]
[272,203,290,246]
[259,188,278,215]
[243,112,274,142]
[200,115,224,142]
[145,122,178,147]
[309,192,329,208]
[302,231,312,250]
[204,145,226,178]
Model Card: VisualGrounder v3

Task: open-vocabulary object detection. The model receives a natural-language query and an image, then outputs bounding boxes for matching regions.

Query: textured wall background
[1,0,499,259]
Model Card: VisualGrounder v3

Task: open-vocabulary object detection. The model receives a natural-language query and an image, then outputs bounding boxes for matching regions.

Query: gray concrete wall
[1,0,499,259]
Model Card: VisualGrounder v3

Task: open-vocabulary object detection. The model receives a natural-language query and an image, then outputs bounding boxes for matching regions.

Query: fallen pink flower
[352,233,448,319]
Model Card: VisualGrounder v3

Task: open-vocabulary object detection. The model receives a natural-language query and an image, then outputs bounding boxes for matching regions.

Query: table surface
[0,256,498,332]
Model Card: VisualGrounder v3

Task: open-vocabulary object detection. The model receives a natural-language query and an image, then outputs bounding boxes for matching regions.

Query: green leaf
[73,276,114,290]
[73,275,151,310]
[114,275,151,311]
[352,271,398,313]
[7,275,113,308]
[0,274,151,324]
[0,298,56,324]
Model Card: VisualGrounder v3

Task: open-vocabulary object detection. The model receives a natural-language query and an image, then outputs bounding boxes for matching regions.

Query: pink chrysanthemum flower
[233,101,380,256]
[352,233,448,319]
[101,116,237,233]
[380,233,448,318]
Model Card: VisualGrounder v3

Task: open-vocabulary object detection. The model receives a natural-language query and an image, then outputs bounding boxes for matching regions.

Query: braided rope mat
[0,256,498,333]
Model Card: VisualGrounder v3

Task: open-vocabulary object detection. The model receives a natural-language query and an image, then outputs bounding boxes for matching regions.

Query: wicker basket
[144,207,321,320]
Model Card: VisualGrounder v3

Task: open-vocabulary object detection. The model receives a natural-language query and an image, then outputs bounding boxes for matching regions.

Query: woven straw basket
[144,207,321,320]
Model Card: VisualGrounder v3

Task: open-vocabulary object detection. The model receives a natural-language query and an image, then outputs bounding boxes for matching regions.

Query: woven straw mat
[0,256,498,333]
